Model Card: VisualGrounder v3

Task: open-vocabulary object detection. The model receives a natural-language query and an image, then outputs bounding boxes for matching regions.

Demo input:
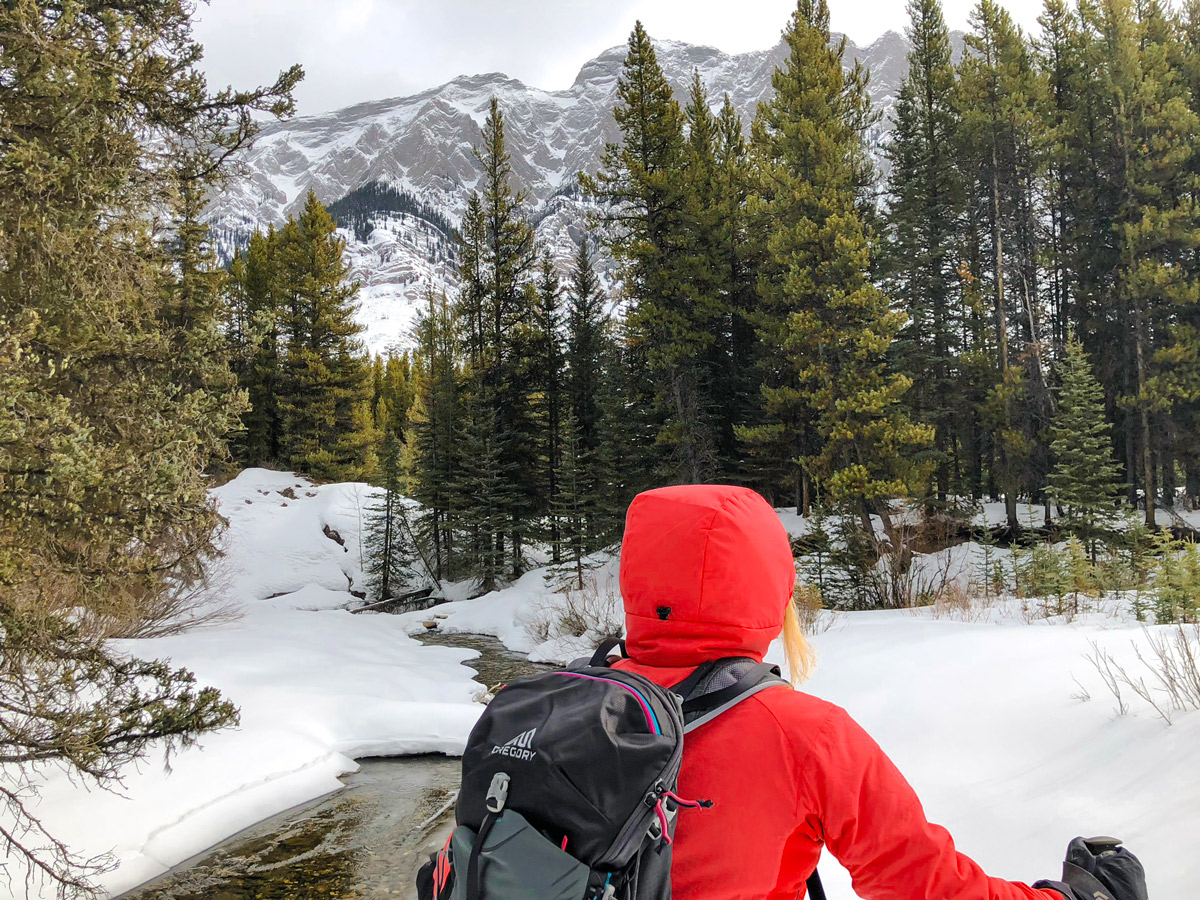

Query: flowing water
[123,632,550,900]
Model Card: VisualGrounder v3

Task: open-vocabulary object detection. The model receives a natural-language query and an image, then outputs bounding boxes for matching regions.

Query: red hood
[619,485,796,667]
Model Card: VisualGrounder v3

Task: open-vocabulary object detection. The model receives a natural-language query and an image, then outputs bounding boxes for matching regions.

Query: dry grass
[794,582,837,634]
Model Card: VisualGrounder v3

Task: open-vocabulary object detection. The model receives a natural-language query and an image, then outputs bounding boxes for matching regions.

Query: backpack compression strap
[589,637,628,667]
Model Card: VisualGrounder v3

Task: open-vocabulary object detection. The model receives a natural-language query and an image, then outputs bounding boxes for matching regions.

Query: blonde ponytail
[781,600,816,685]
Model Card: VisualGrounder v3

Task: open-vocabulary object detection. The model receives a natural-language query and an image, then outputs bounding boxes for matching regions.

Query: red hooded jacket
[613,485,1062,900]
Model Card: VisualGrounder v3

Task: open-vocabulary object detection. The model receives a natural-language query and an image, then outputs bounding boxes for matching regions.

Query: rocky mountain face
[206,31,961,354]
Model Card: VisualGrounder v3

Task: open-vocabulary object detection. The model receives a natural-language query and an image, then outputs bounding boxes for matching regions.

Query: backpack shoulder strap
[676,659,789,734]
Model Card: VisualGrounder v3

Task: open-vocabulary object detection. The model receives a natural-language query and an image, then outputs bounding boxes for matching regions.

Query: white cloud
[193,0,1048,116]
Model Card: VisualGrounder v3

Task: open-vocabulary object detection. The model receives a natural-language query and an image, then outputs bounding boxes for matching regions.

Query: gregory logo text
[491,728,537,761]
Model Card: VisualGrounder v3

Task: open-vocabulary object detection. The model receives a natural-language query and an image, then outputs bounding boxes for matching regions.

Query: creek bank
[121,632,549,900]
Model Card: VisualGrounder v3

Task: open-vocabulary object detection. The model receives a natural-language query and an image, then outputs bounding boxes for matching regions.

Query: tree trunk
[1160,418,1176,509]
[1133,302,1155,528]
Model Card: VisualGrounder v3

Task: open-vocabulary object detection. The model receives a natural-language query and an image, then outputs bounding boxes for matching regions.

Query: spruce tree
[470,97,541,577]
[566,236,607,455]
[0,1,298,892]
[408,290,462,581]
[955,0,1050,531]
[1048,337,1123,558]
[583,23,718,482]
[533,253,566,558]
[227,227,285,464]
[365,428,419,601]
[712,94,763,482]
[884,0,965,504]
[746,0,931,530]
[553,412,588,589]
[276,192,376,481]
[564,237,628,546]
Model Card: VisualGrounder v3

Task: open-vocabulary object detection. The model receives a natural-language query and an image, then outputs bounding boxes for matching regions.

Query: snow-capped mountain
[206,31,960,355]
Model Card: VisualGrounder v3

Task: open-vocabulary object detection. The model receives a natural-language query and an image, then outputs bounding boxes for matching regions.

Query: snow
[11,471,1195,899]
[11,470,488,899]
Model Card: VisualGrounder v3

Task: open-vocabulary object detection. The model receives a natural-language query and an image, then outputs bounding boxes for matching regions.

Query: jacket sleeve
[797,705,1065,900]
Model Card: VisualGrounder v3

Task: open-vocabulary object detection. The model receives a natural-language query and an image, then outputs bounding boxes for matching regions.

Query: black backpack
[416,639,825,900]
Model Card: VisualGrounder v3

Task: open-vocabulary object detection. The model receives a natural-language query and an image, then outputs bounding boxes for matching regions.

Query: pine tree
[276,192,376,481]
[746,0,931,531]
[227,227,285,464]
[0,1,298,892]
[955,0,1051,531]
[365,428,419,601]
[533,253,566,557]
[1048,337,1123,558]
[583,23,718,482]
[884,0,965,504]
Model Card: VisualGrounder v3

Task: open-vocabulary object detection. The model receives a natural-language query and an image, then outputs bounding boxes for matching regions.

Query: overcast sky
[193,0,1047,117]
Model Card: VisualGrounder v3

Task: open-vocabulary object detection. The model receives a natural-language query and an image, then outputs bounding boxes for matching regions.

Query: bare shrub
[1132,624,1200,713]
[1085,641,1130,716]
[929,578,993,623]
[1084,625,1200,724]
[875,535,963,611]
[523,575,624,648]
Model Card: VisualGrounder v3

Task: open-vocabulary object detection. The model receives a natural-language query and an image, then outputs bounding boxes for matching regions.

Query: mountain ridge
[207,29,962,354]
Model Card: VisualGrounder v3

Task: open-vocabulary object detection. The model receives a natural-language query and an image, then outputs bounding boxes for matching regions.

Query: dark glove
[1033,836,1147,900]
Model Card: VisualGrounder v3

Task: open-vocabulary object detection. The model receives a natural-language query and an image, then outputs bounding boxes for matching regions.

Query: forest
[224,0,1200,608]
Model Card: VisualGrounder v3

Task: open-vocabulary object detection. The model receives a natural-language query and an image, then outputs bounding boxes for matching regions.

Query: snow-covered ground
[13,470,488,899]
[11,470,1195,898]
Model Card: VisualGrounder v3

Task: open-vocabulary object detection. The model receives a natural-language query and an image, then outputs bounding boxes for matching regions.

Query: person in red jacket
[612,484,1146,900]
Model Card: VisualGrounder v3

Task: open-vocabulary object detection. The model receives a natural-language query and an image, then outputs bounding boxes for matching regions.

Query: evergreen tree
[564,237,629,546]
[0,0,298,892]
[533,253,566,557]
[884,0,965,504]
[1044,0,1200,525]
[1048,337,1123,558]
[955,0,1051,530]
[456,399,517,592]
[553,412,587,589]
[566,236,607,454]
[711,94,764,483]
[365,428,419,601]
[746,0,931,531]
[276,192,376,481]
[227,227,284,464]
[470,97,541,576]
[583,23,718,482]
[408,290,462,581]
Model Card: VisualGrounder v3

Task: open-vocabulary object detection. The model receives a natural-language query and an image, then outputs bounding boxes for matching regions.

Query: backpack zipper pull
[486,772,510,813]
[662,788,713,809]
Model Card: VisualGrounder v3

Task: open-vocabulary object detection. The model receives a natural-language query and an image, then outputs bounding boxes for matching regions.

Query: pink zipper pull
[653,800,673,845]
[663,789,713,809]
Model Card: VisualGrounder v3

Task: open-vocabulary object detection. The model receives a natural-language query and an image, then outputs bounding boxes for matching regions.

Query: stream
[122,631,551,900]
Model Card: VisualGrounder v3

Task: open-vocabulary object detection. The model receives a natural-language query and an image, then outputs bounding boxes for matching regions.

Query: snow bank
[15,470,488,899]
